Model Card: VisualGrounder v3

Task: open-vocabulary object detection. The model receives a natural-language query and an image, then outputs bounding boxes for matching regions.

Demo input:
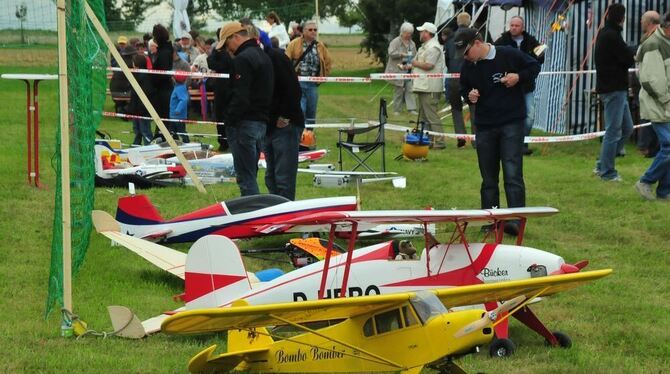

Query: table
[1,73,58,187]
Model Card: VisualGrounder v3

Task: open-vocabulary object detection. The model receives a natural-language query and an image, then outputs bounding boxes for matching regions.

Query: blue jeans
[640,122,670,198]
[475,121,526,209]
[132,119,152,145]
[299,81,319,125]
[264,124,302,200]
[226,121,266,196]
[596,91,633,180]
[523,91,535,148]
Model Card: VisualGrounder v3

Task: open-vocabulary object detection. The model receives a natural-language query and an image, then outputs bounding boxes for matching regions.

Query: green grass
[1,49,669,374]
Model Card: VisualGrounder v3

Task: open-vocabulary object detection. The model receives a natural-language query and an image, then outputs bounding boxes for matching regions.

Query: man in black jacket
[264,42,305,201]
[207,27,233,152]
[594,3,635,182]
[219,22,274,196]
[494,16,544,155]
[457,28,540,235]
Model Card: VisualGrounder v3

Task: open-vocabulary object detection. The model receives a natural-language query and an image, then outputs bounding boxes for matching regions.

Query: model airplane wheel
[545,331,572,348]
[489,338,516,358]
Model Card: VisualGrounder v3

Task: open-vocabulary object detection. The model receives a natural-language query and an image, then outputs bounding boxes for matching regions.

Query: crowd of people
[107,7,669,215]
[109,15,331,201]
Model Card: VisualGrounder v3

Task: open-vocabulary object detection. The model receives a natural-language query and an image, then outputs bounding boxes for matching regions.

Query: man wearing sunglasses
[456,28,540,236]
[285,20,333,128]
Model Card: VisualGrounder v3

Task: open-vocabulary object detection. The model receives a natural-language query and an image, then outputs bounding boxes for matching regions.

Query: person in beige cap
[218,22,274,196]
[411,22,446,148]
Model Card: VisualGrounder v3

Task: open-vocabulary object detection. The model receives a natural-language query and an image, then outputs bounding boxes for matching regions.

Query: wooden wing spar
[161,269,611,335]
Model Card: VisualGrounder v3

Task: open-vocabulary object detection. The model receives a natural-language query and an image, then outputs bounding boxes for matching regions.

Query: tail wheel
[545,331,572,348]
[489,338,516,358]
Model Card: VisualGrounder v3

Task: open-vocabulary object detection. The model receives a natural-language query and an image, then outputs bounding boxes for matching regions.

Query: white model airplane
[93,206,592,356]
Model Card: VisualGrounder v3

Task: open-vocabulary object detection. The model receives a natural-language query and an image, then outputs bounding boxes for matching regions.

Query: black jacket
[207,48,234,123]
[444,26,470,73]
[227,39,274,126]
[151,42,174,91]
[494,31,543,92]
[126,72,156,117]
[460,46,540,127]
[265,47,305,134]
[594,21,635,94]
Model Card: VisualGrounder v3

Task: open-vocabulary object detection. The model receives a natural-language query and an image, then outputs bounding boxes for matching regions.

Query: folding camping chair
[337,98,387,172]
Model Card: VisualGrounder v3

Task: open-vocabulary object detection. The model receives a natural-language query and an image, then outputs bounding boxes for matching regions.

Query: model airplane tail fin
[183,235,252,309]
[116,194,164,225]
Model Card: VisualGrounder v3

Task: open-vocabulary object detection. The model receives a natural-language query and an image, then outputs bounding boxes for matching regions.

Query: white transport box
[313,174,350,188]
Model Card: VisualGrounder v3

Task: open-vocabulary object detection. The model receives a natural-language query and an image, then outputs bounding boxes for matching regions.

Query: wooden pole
[56,0,72,314]
[83,3,207,193]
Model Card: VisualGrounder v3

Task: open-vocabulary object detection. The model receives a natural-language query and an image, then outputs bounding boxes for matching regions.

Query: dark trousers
[475,121,526,209]
[264,125,302,200]
[226,121,266,196]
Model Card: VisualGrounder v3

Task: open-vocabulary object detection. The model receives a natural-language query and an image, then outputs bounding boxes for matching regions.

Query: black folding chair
[337,98,387,172]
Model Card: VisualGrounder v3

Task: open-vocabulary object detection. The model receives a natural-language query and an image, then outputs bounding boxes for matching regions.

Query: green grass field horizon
[1,35,669,373]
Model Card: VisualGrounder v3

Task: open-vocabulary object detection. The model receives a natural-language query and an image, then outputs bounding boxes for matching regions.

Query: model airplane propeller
[454,295,526,338]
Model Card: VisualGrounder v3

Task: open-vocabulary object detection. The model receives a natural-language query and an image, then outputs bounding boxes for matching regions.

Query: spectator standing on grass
[634,11,670,201]
[494,16,544,156]
[169,72,190,143]
[178,32,200,63]
[593,3,635,182]
[385,22,418,116]
[127,54,155,145]
[411,22,446,149]
[109,45,136,115]
[219,22,274,196]
[208,27,233,152]
[262,26,305,200]
[456,28,540,235]
[267,11,291,49]
[286,20,332,127]
[636,11,661,158]
[150,24,174,142]
[445,12,475,149]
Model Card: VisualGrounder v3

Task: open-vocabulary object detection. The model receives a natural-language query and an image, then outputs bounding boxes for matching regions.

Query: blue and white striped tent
[525,0,668,134]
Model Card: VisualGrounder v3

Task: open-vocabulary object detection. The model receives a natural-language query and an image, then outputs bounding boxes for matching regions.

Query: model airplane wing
[435,269,612,308]
[280,207,559,226]
[92,210,186,279]
[161,269,610,335]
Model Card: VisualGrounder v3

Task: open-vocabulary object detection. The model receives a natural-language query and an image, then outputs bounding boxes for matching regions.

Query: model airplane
[160,270,611,373]
[94,144,187,188]
[112,193,359,243]
[93,206,597,355]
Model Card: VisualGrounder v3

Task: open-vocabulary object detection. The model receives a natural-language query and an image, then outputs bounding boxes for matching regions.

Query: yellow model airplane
[162,269,611,373]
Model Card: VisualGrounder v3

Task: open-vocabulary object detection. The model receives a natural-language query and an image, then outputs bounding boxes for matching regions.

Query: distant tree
[357,0,436,65]
[208,0,351,27]
[103,0,124,31]
[120,0,161,30]
[186,0,212,31]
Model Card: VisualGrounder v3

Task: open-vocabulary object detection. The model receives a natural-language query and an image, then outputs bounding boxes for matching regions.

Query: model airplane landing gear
[545,331,572,348]
[489,338,516,357]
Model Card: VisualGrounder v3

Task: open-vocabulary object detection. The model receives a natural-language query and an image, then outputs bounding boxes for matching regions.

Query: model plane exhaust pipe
[454,296,526,338]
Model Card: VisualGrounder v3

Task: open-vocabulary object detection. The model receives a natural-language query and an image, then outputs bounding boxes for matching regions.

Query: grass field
[1,35,669,374]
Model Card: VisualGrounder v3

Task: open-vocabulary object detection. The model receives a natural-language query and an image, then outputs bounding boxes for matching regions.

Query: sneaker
[408,110,419,115]
[393,111,401,116]
[523,148,534,156]
[635,181,656,200]
[592,167,601,176]
[457,139,466,148]
[503,220,520,236]
[657,195,670,202]
[601,175,623,182]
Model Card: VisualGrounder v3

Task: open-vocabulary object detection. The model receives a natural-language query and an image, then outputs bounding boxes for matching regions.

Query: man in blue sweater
[456,28,540,235]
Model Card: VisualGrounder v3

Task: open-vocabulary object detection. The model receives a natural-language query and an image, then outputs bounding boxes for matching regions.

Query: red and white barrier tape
[298,76,371,83]
[102,111,225,126]
[107,66,229,79]
[383,122,651,143]
[370,68,640,81]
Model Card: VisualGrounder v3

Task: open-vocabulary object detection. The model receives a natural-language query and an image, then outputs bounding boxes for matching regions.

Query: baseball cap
[216,22,246,50]
[416,22,437,34]
[117,35,128,45]
[453,28,480,55]
[181,33,193,40]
